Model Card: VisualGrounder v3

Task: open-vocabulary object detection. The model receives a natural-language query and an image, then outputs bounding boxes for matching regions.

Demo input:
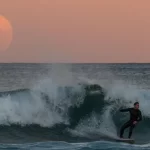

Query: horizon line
[0,62,150,64]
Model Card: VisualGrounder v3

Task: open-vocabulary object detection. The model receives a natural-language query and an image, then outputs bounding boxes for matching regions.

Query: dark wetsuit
[120,108,142,138]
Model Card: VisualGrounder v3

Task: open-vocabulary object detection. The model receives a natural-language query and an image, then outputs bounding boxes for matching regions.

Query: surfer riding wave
[119,102,142,139]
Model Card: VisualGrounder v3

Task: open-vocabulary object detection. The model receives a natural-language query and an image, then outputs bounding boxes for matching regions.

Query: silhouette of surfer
[119,102,142,139]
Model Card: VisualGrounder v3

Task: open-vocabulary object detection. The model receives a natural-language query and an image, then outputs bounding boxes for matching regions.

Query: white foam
[0,64,86,127]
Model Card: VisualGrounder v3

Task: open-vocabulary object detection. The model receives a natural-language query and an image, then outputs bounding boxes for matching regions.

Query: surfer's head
[134,102,139,109]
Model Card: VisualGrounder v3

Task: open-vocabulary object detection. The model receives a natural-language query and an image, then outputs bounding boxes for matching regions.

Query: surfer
[119,102,142,139]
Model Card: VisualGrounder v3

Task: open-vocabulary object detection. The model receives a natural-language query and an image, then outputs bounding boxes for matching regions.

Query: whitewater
[0,63,150,150]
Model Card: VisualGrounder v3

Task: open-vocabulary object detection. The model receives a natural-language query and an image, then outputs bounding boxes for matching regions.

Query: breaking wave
[0,76,149,144]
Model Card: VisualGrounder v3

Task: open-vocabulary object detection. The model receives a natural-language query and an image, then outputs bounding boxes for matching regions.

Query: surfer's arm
[119,108,131,112]
[137,111,142,122]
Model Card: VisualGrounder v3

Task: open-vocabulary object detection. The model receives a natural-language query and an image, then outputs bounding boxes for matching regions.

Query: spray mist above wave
[0,64,85,127]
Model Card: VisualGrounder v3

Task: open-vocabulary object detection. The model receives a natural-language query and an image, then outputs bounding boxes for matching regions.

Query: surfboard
[116,138,135,144]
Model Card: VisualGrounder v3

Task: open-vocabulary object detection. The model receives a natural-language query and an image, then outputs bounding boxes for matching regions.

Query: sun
[0,15,13,52]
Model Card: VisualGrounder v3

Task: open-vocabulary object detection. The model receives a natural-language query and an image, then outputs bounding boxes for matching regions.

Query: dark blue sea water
[0,63,150,150]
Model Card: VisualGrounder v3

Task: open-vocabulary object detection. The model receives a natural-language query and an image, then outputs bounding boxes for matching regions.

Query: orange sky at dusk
[0,0,150,63]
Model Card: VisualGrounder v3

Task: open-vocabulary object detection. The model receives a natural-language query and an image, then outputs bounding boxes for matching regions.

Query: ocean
[0,63,150,150]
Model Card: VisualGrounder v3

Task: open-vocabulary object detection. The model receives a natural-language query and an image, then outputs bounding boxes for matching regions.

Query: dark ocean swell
[0,83,149,144]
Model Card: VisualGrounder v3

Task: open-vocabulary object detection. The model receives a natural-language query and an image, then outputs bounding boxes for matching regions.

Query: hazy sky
[1,0,150,63]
